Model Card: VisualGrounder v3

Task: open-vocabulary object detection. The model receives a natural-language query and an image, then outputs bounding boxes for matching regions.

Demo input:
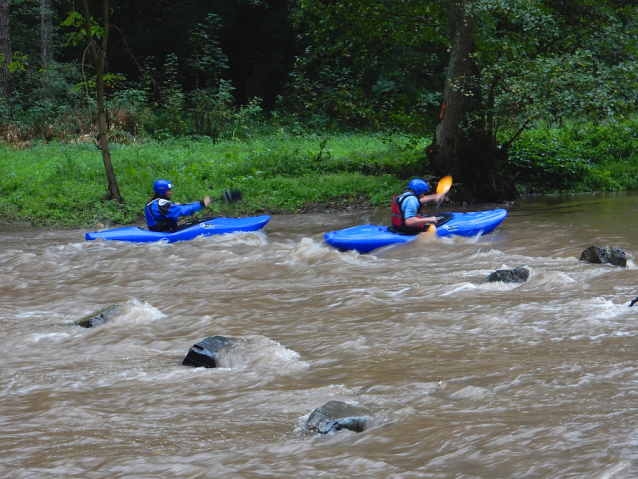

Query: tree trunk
[426,0,517,203]
[81,0,123,203]
[40,0,53,65]
[428,0,476,178]
[0,0,11,106]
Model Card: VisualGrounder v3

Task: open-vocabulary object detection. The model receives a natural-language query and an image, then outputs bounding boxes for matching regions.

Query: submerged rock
[182,335,239,368]
[579,245,627,267]
[75,304,121,328]
[486,265,530,284]
[306,400,372,434]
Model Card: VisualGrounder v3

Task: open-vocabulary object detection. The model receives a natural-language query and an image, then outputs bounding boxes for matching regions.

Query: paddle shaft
[427,176,453,231]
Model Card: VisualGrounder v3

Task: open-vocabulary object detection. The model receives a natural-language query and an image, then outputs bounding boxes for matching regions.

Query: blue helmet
[407,178,429,195]
[153,179,173,195]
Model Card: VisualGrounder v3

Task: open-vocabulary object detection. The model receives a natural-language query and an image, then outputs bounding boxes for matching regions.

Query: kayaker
[390,178,446,234]
[145,179,211,232]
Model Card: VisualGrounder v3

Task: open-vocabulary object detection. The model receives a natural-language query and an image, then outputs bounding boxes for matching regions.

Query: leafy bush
[509,119,638,193]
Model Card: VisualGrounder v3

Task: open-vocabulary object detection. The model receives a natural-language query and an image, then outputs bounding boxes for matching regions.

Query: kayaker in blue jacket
[145,179,211,232]
[390,178,445,234]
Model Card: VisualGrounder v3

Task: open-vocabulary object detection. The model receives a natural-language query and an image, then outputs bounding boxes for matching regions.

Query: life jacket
[145,199,176,232]
[390,193,424,235]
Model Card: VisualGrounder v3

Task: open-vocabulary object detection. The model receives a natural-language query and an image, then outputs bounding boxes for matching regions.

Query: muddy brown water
[2,192,638,478]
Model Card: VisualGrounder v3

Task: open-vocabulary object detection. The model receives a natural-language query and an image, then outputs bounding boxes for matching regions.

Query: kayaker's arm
[405,215,438,227]
[419,193,445,205]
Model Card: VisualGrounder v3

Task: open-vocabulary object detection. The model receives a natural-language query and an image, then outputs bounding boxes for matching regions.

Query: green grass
[3,120,638,228]
[0,132,427,227]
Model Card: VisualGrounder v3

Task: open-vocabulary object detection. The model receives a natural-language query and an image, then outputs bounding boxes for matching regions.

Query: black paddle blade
[221,189,243,204]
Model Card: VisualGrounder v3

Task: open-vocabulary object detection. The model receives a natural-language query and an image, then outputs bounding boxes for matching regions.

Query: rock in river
[75,304,121,328]
[182,335,239,368]
[579,245,627,267]
[306,400,372,434]
[486,265,530,284]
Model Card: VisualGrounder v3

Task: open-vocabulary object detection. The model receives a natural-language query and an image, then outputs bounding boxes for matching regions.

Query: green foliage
[2,122,638,228]
[60,11,104,46]
[0,132,424,227]
[2,62,88,141]
[290,0,638,144]
[186,13,228,86]
[288,0,446,131]
[474,0,638,138]
[509,119,638,192]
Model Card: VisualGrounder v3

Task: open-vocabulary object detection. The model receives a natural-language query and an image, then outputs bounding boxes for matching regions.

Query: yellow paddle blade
[436,175,453,194]
[427,223,437,234]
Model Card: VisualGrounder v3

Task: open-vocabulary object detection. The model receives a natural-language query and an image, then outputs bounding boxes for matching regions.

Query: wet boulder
[75,304,121,328]
[182,335,239,368]
[630,297,638,307]
[579,245,627,267]
[486,265,530,284]
[306,400,372,434]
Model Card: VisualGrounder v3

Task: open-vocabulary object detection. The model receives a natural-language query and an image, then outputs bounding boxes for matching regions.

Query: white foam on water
[334,337,370,352]
[196,230,269,247]
[598,462,629,479]
[469,248,505,258]
[441,282,478,296]
[26,332,73,343]
[108,298,166,324]
[281,237,375,266]
[215,335,309,373]
[450,385,494,401]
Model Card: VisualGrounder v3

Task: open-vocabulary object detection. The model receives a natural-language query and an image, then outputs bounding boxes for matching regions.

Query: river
[1,192,637,478]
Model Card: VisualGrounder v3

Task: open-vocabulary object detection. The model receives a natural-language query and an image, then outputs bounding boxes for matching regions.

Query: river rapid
[2,192,638,479]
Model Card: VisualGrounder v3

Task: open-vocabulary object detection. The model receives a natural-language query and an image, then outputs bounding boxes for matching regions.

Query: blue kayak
[86,215,270,243]
[324,209,507,253]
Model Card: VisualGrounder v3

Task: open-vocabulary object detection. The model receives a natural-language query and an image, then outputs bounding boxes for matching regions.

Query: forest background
[0,0,637,227]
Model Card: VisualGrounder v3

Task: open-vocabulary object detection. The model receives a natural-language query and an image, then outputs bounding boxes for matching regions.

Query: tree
[434,0,638,200]
[429,0,476,180]
[79,0,123,203]
[291,0,638,201]
[290,0,447,129]
[0,0,11,105]
[40,0,53,65]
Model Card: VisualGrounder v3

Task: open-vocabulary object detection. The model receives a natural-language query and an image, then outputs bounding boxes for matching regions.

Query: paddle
[220,189,243,204]
[434,175,452,213]
[176,189,243,230]
[427,175,453,233]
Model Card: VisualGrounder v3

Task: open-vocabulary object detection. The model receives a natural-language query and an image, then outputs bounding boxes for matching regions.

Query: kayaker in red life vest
[390,178,446,235]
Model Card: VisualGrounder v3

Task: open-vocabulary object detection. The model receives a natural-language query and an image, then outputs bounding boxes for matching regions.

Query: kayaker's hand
[203,196,212,207]
[435,193,446,204]
[422,216,438,225]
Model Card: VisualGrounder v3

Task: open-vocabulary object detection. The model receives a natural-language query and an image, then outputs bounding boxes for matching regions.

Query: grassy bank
[2,120,638,228]
[0,132,427,227]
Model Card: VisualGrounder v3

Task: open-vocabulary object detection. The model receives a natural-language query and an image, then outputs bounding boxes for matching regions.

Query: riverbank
[1,123,637,228]
[0,132,424,228]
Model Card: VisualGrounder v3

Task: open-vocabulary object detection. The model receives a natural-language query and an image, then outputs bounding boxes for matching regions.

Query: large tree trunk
[428,0,476,178]
[0,0,11,107]
[81,0,123,203]
[40,0,53,65]
[427,0,517,203]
